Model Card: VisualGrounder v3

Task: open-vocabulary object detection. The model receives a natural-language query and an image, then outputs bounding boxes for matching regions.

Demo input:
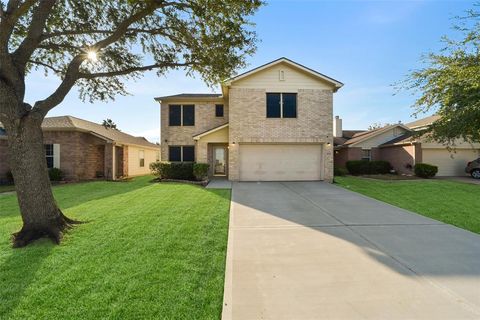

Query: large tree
[0,0,262,247]
[401,5,480,145]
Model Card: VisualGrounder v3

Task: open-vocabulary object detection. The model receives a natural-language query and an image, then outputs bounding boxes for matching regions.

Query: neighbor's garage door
[239,144,323,181]
[422,148,480,176]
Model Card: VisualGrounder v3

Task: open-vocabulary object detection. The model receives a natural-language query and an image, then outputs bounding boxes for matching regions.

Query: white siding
[231,62,334,91]
[354,127,408,149]
[128,146,158,176]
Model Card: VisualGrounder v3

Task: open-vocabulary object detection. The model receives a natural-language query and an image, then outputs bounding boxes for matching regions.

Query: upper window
[266,93,297,118]
[169,104,195,126]
[168,146,195,162]
[45,144,54,169]
[215,104,224,117]
[139,150,145,167]
[361,149,371,161]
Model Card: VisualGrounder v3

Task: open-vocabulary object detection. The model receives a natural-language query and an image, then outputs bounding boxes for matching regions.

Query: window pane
[266,93,281,118]
[169,105,181,126]
[182,146,195,162]
[46,157,54,169]
[182,105,195,126]
[169,146,181,161]
[282,93,297,118]
[215,104,224,117]
[45,144,53,156]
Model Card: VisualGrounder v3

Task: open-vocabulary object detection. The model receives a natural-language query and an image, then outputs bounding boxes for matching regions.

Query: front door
[213,146,227,176]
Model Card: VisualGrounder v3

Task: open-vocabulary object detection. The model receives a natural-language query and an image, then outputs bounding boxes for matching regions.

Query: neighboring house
[156,57,343,182]
[0,116,159,182]
[334,115,480,176]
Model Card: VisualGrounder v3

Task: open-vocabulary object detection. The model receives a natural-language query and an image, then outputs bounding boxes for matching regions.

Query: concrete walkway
[222,182,480,319]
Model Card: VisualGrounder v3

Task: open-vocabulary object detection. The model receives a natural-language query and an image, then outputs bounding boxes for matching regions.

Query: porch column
[104,142,116,180]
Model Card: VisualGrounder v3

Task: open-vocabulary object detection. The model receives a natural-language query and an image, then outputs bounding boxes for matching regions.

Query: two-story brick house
[156,58,343,182]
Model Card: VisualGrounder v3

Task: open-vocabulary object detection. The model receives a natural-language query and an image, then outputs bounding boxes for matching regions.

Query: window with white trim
[44,144,60,168]
[361,149,371,161]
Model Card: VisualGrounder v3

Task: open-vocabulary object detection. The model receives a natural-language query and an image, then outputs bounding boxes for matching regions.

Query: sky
[25,0,476,142]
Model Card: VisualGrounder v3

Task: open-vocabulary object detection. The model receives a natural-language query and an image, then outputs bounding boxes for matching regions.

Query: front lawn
[335,176,480,234]
[0,176,231,319]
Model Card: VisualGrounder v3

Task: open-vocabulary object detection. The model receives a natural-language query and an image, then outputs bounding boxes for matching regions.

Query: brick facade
[228,88,334,181]
[1,131,108,182]
[334,147,363,168]
[160,100,228,161]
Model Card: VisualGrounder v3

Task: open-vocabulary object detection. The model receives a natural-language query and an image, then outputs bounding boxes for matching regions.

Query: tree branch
[13,0,56,70]
[28,59,63,73]
[78,62,192,79]
[0,0,36,52]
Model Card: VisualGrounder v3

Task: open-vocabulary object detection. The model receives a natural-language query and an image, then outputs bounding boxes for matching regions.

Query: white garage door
[422,148,479,176]
[239,144,323,181]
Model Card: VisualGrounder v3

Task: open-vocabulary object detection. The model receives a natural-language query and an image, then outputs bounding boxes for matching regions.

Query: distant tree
[0,0,262,247]
[368,122,391,131]
[102,119,118,130]
[400,4,480,144]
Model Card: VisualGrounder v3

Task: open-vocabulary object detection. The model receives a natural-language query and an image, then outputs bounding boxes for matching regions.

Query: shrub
[334,167,347,176]
[193,163,209,181]
[414,163,438,178]
[346,160,370,175]
[369,160,392,174]
[346,160,392,175]
[150,161,194,180]
[48,168,64,181]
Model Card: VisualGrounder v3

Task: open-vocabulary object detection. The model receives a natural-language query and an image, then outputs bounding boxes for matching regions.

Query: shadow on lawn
[0,177,156,220]
[0,241,53,318]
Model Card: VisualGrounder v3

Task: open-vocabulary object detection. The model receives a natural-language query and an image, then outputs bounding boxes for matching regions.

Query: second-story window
[215,104,224,117]
[169,104,195,126]
[266,93,297,118]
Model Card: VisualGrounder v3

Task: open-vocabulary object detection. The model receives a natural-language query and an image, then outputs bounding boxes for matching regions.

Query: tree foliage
[0,0,262,117]
[400,3,480,144]
[102,118,118,130]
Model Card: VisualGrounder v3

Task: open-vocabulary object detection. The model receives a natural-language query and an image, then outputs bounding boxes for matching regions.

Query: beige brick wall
[228,88,334,181]
[160,100,228,161]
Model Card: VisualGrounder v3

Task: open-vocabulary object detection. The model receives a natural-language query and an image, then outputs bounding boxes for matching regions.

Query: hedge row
[150,162,209,181]
[345,160,392,175]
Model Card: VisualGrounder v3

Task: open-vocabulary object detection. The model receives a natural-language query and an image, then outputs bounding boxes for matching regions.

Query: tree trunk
[5,114,79,248]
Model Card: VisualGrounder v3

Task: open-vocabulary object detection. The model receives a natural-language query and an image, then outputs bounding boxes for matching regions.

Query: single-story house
[334,115,480,176]
[0,116,159,182]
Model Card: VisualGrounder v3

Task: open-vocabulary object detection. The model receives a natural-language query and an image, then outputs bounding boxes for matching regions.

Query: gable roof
[42,116,158,149]
[154,93,223,102]
[406,115,441,130]
[342,124,411,147]
[223,57,344,91]
[379,132,416,147]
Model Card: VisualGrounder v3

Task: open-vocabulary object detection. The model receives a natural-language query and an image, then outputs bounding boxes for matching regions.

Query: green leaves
[6,0,263,104]
[401,4,480,144]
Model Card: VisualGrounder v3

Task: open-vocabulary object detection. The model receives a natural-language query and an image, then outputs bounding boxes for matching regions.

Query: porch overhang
[193,123,229,141]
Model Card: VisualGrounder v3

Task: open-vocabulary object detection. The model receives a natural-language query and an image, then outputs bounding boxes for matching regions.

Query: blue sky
[26,0,476,142]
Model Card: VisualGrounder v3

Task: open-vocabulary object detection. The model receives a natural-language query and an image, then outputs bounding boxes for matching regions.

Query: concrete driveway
[222,182,480,320]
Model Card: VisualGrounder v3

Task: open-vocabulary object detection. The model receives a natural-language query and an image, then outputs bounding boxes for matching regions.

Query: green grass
[0,176,231,319]
[335,176,480,234]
